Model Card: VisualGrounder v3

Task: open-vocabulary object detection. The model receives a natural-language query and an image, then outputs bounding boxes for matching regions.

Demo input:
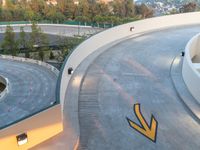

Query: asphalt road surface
[77,25,200,150]
[0,58,57,129]
[0,25,103,48]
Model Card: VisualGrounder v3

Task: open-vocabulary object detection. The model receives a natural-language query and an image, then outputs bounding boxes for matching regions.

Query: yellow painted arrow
[127,103,158,143]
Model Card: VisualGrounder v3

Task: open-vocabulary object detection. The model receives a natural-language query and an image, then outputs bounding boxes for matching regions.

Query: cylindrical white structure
[182,33,200,103]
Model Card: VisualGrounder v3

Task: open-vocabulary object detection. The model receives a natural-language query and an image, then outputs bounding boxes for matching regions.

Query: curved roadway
[0,25,103,37]
[0,58,57,128]
[77,25,200,150]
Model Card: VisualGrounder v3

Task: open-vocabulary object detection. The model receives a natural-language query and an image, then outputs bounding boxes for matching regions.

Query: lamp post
[74,1,80,36]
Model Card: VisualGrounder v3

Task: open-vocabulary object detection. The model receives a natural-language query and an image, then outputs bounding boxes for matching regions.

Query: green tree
[79,0,89,17]
[1,25,18,56]
[94,15,103,27]
[57,0,75,19]
[124,0,135,17]
[180,2,197,13]
[38,50,44,61]
[136,3,154,19]
[18,26,27,49]
[45,6,65,23]
[111,0,125,17]
[49,51,55,60]
[95,2,110,16]
[25,52,30,58]
[76,16,90,26]
[29,22,49,49]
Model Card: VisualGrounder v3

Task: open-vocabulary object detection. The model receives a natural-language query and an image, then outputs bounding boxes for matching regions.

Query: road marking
[127,103,158,143]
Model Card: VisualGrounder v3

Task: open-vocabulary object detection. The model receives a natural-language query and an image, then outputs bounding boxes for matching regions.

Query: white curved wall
[60,12,200,107]
[182,33,200,102]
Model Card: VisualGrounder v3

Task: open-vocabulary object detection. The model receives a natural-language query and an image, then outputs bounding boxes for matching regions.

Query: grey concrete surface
[77,25,200,150]
[0,58,57,128]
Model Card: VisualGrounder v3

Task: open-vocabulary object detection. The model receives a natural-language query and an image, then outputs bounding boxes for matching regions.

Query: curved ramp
[77,25,200,149]
[0,58,57,129]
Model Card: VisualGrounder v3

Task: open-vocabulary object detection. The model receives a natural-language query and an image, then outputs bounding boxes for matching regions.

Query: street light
[16,133,28,146]
[74,1,80,36]
[68,67,73,75]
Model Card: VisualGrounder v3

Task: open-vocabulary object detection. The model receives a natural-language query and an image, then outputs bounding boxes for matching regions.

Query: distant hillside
[135,0,200,5]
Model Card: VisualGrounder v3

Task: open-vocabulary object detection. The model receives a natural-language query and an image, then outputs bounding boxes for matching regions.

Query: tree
[49,51,55,60]
[57,0,75,19]
[94,15,103,27]
[180,2,197,13]
[111,0,125,17]
[18,26,27,49]
[1,25,18,56]
[25,52,30,58]
[108,16,122,26]
[75,16,90,26]
[136,3,154,19]
[95,2,110,16]
[29,22,49,49]
[79,0,89,17]
[45,6,65,23]
[38,50,44,61]
[124,0,135,17]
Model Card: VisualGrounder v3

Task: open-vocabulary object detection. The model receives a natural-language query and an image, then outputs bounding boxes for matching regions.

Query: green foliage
[1,25,19,56]
[38,50,44,61]
[49,51,55,60]
[25,52,30,58]
[135,4,154,19]
[18,26,27,49]
[29,22,49,49]
[180,2,197,13]
[0,0,154,24]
